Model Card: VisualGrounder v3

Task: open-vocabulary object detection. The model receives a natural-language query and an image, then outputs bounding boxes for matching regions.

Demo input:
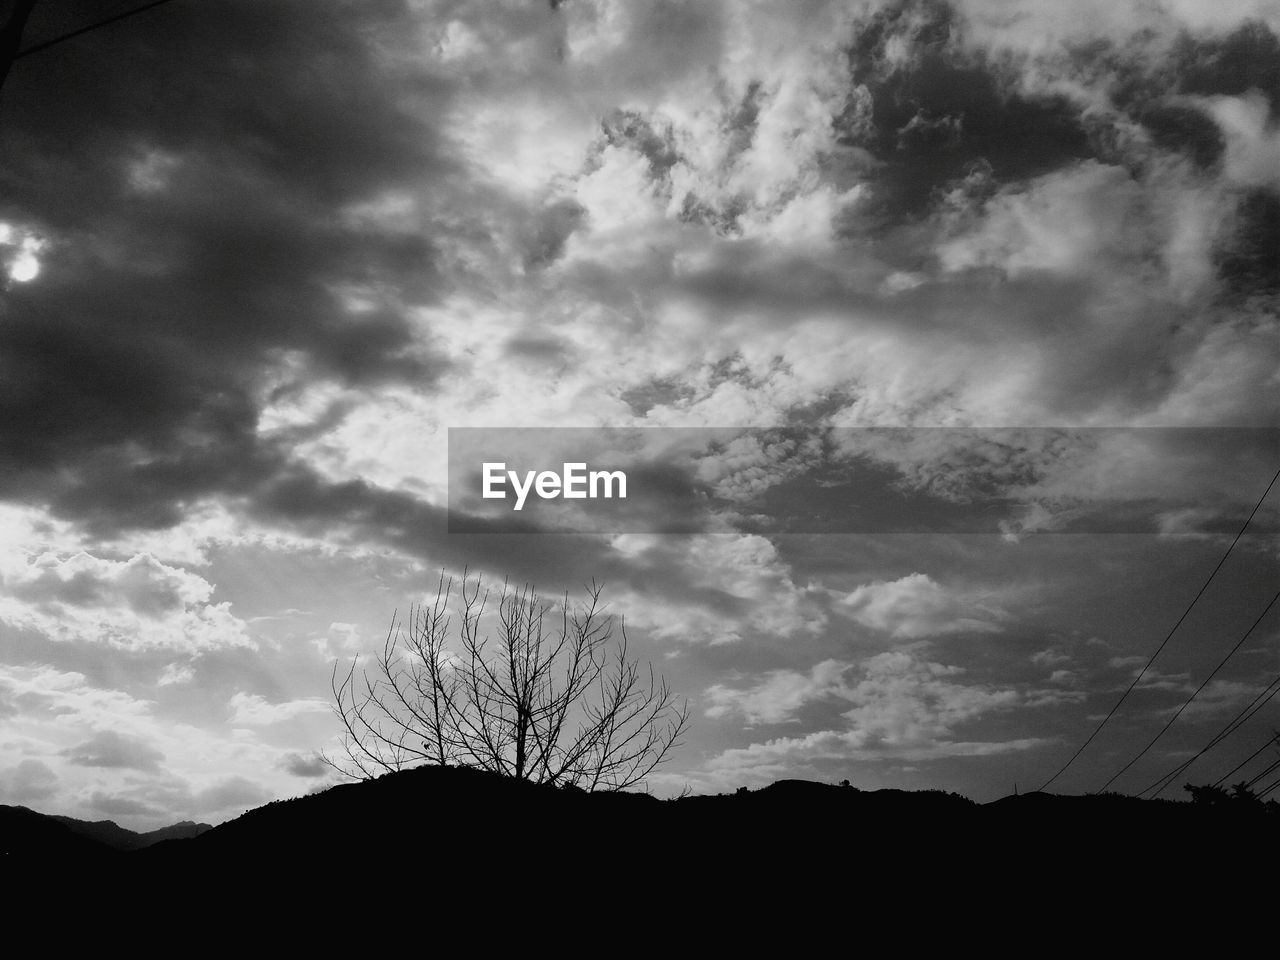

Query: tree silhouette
[323,572,690,791]
[1184,782,1232,806]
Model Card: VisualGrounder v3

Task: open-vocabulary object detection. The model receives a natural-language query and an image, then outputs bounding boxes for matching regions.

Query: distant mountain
[1,806,211,858]
[49,814,211,851]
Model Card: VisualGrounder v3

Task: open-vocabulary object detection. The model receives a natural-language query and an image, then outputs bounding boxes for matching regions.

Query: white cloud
[0,660,333,829]
[955,0,1273,50]
[692,648,1052,788]
[938,161,1149,279]
[840,651,1021,747]
[1167,678,1265,717]
[1031,647,1071,667]
[1149,319,1280,425]
[838,573,1011,639]
[0,549,253,651]
[1109,655,1147,669]
[228,692,332,726]
[158,662,195,686]
[693,431,826,501]
[317,622,363,656]
[0,664,155,731]
[573,144,666,235]
[1133,668,1192,692]
[705,659,850,725]
[610,533,824,644]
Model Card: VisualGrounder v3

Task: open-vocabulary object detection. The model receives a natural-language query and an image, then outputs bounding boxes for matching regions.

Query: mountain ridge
[5,765,1275,877]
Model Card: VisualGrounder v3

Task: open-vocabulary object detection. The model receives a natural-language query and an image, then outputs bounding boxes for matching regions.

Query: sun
[1,224,43,283]
[9,250,39,283]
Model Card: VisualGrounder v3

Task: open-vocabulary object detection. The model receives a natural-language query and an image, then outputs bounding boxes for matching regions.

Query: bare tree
[323,572,690,792]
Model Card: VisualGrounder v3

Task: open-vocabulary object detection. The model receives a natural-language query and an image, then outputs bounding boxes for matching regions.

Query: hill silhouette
[5,767,1277,921]
[0,804,118,862]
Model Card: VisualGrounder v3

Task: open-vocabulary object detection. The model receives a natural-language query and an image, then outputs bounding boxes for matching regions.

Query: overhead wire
[14,0,183,60]
[1210,728,1280,789]
[1243,755,1280,790]
[1135,684,1280,798]
[1038,464,1280,792]
[1097,589,1280,793]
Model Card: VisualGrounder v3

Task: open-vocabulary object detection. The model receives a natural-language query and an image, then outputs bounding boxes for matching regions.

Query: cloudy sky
[1,0,1277,829]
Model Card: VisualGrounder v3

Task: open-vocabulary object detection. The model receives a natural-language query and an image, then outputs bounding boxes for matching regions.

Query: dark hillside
[6,767,1277,921]
[1,804,118,863]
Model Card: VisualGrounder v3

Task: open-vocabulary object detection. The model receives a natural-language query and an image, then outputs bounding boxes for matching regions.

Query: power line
[1243,755,1280,790]
[1258,773,1280,800]
[1136,684,1280,798]
[1211,733,1280,791]
[1038,463,1280,792]
[1215,730,1280,788]
[0,0,38,90]
[14,0,183,61]
[1098,588,1279,793]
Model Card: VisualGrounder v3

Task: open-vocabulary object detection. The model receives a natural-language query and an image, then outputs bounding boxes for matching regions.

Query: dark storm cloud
[62,729,165,773]
[1216,190,1280,300]
[0,0,453,534]
[1134,103,1225,171]
[1109,20,1280,115]
[246,461,624,584]
[247,471,765,642]
[279,751,329,778]
[88,791,160,818]
[599,109,682,182]
[1,0,1272,549]
[836,0,1095,228]
[522,198,587,271]
[242,458,800,634]
[831,1,1280,298]
[1068,20,1280,302]
[503,333,574,363]
[596,7,1279,432]
[619,375,696,418]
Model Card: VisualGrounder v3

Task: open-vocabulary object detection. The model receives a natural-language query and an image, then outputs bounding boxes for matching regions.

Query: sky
[0,0,1277,830]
